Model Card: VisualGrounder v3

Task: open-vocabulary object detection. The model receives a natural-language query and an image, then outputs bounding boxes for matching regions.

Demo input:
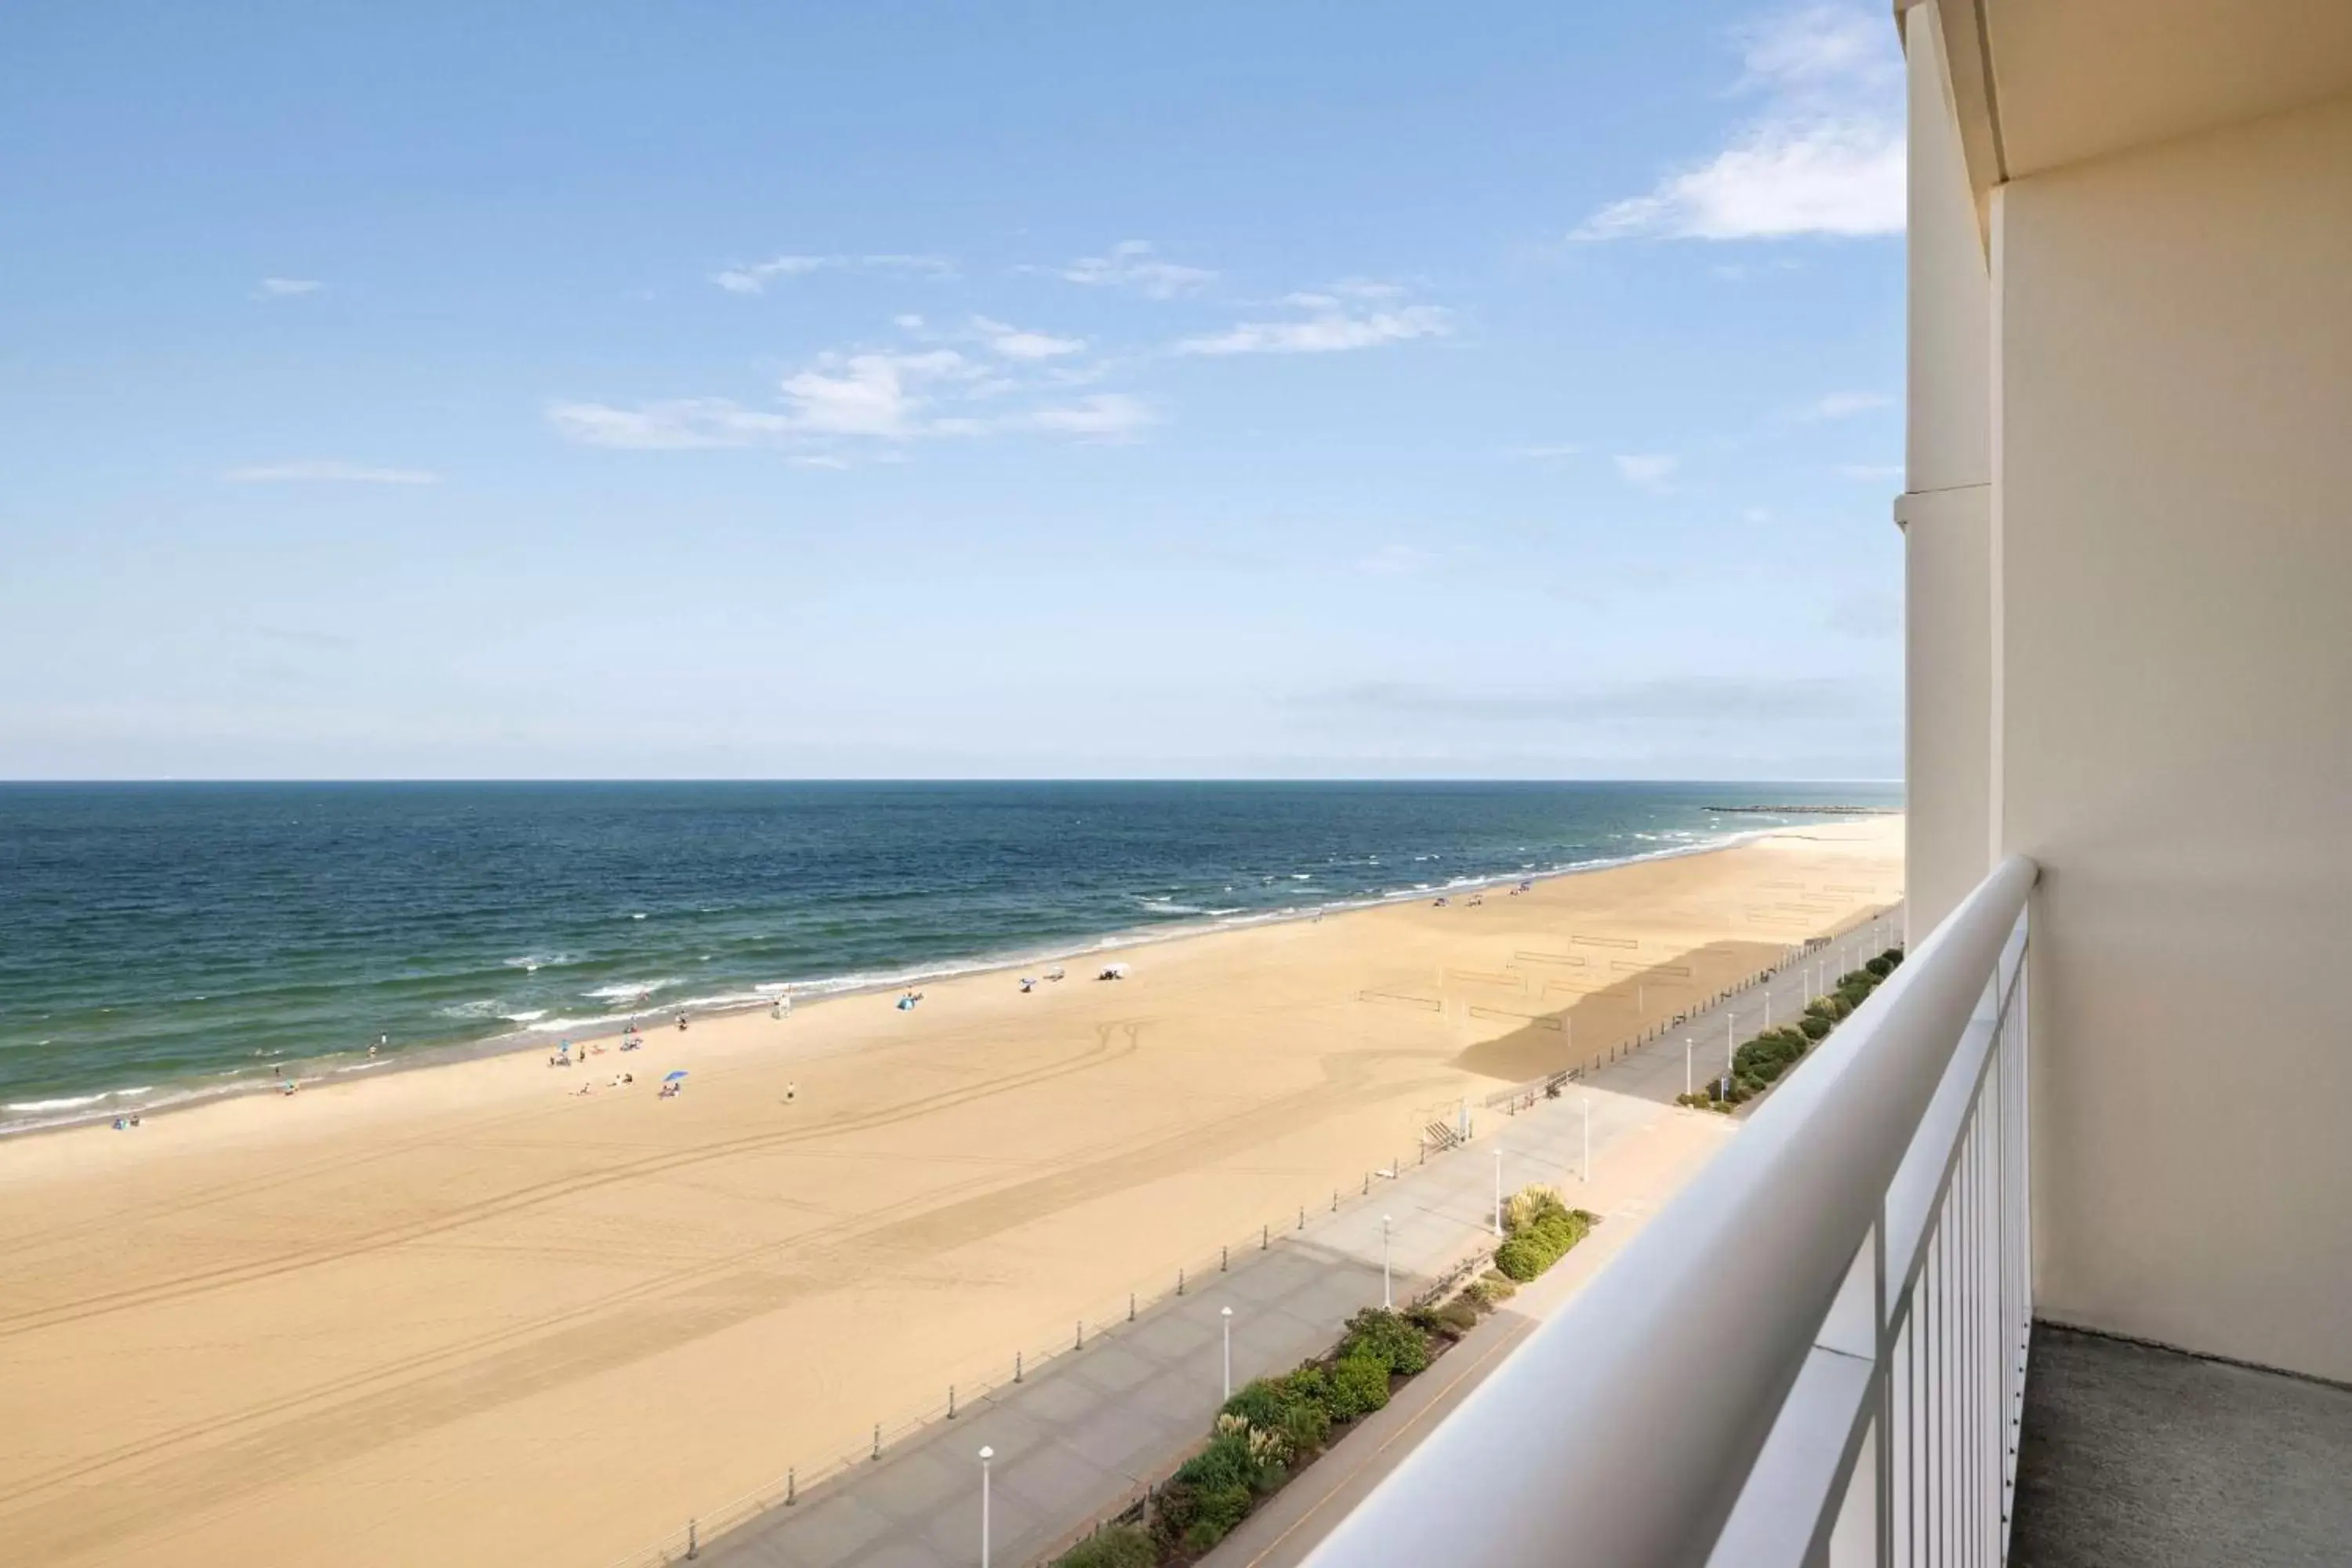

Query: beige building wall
[1900,4,1995,938]
[1995,93,2352,1381]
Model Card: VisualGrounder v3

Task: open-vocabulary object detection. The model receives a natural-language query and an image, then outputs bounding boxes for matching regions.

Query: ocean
[0,780,1900,1131]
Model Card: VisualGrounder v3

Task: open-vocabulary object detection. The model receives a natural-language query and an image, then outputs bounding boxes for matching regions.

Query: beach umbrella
[663,1069,688,1082]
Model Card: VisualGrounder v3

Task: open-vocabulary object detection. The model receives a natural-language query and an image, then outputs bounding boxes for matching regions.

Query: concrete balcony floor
[2011,1323,2352,1566]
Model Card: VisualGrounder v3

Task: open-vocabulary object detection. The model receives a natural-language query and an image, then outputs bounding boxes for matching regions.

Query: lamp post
[1381,1214,1393,1308]
[1492,1145,1504,1236]
[1221,1306,1233,1400]
[978,1446,994,1568]
[1581,1092,1591,1184]
[1684,1036,1693,1097]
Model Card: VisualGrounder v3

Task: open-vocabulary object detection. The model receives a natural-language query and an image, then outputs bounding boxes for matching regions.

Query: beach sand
[0,817,1900,1567]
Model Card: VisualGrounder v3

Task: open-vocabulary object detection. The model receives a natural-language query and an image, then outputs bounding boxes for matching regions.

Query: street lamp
[1684,1036,1693,1097]
[978,1446,994,1568]
[1381,1214,1393,1308]
[1581,1092,1591,1183]
[1492,1145,1504,1236]
[1221,1306,1233,1399]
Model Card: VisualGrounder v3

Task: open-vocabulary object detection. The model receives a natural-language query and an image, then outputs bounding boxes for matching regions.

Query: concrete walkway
[690,917,1895,1568]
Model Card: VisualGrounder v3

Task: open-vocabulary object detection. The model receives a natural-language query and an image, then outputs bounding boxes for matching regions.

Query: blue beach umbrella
[662,1069,689,1082]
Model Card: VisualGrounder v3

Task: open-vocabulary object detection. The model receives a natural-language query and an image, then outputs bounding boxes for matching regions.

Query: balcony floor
[2011,1323,2352,1567]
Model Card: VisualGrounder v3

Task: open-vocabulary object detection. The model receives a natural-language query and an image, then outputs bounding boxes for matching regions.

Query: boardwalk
[687,916,1896,1567]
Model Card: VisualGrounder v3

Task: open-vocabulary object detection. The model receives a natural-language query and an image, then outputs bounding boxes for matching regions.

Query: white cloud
[220,460,437,485]
[711,253,956,294]
[545,399,793,451]
[1573,5,1904,241]
[256,278,323,299]
[550,347,1152,456]
[1174,300,1451,357]
[1614,453,1680,491]
[1041,241,1216,299]
[894,314,927,329]
[775,349,973,437]
[969,315,1086,361]
[936,394,1157,442]
[1796,390,1893,419]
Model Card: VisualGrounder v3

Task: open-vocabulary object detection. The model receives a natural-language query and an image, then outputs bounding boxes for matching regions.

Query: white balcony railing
[1303,857,2038,1568]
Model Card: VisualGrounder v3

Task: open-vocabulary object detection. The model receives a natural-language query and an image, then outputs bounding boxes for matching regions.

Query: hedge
[1682,944,1907,1111]
[1056,1526,1157,1568]
[1493,1187,1596,1282]
[1325,1353,1392,1420]
[1338,1306,1431,1376]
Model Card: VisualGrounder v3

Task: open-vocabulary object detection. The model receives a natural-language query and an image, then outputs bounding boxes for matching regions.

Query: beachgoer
[1019,978,1034,993]
[677,1013,688,1031]
[113,1117,128,1131]
[785,1083,797,1103]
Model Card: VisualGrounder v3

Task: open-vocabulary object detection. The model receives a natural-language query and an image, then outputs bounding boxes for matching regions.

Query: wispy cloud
[711,253,956,295]
[1795,390,1893,419]
[935,394,1156,441]
[1174,285,1451,356]
[221,460,437,485]
[969,315,1087,361]
[255,278,323,299]
[550,342,1152,457]
[1036,241,1215,299]
[1615,453,1680,491]
[1573,5,1903,241]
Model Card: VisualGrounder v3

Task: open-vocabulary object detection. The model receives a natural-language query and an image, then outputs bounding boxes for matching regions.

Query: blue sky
[1,2,1908,780]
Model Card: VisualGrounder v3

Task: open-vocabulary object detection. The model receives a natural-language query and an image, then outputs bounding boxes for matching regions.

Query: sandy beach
[0,817,1900,1567]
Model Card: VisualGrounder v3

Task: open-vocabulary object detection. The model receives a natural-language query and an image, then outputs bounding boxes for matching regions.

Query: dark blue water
[0,781,1898,1127]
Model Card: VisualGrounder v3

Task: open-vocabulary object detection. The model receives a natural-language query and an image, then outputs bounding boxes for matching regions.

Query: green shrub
[1864,955,1893,978]
[1282,1364,1330,1410]
[1221,1377,1290,1431]
[1183,1483,1253,1552]
[1175,1431,1256,1495]
[1338,1307,1431,1376]
[1279,1395,1331,1457]
[1799,1014,1832,1040]
[1150,1479,1198,1555]
[1436,1298,1481,1336]
[1220,1374,1332,1462]
[1504,1183,1569,1232]
[1493,1234,1544,1281]
[1880,946,1904,969]
[1325,1353,1391,1420]
[1403,1303,1443,1334]
[1055,1525,1157,1568]
[1493,1193,1595,1279]
[1468,1275,1515,1308]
